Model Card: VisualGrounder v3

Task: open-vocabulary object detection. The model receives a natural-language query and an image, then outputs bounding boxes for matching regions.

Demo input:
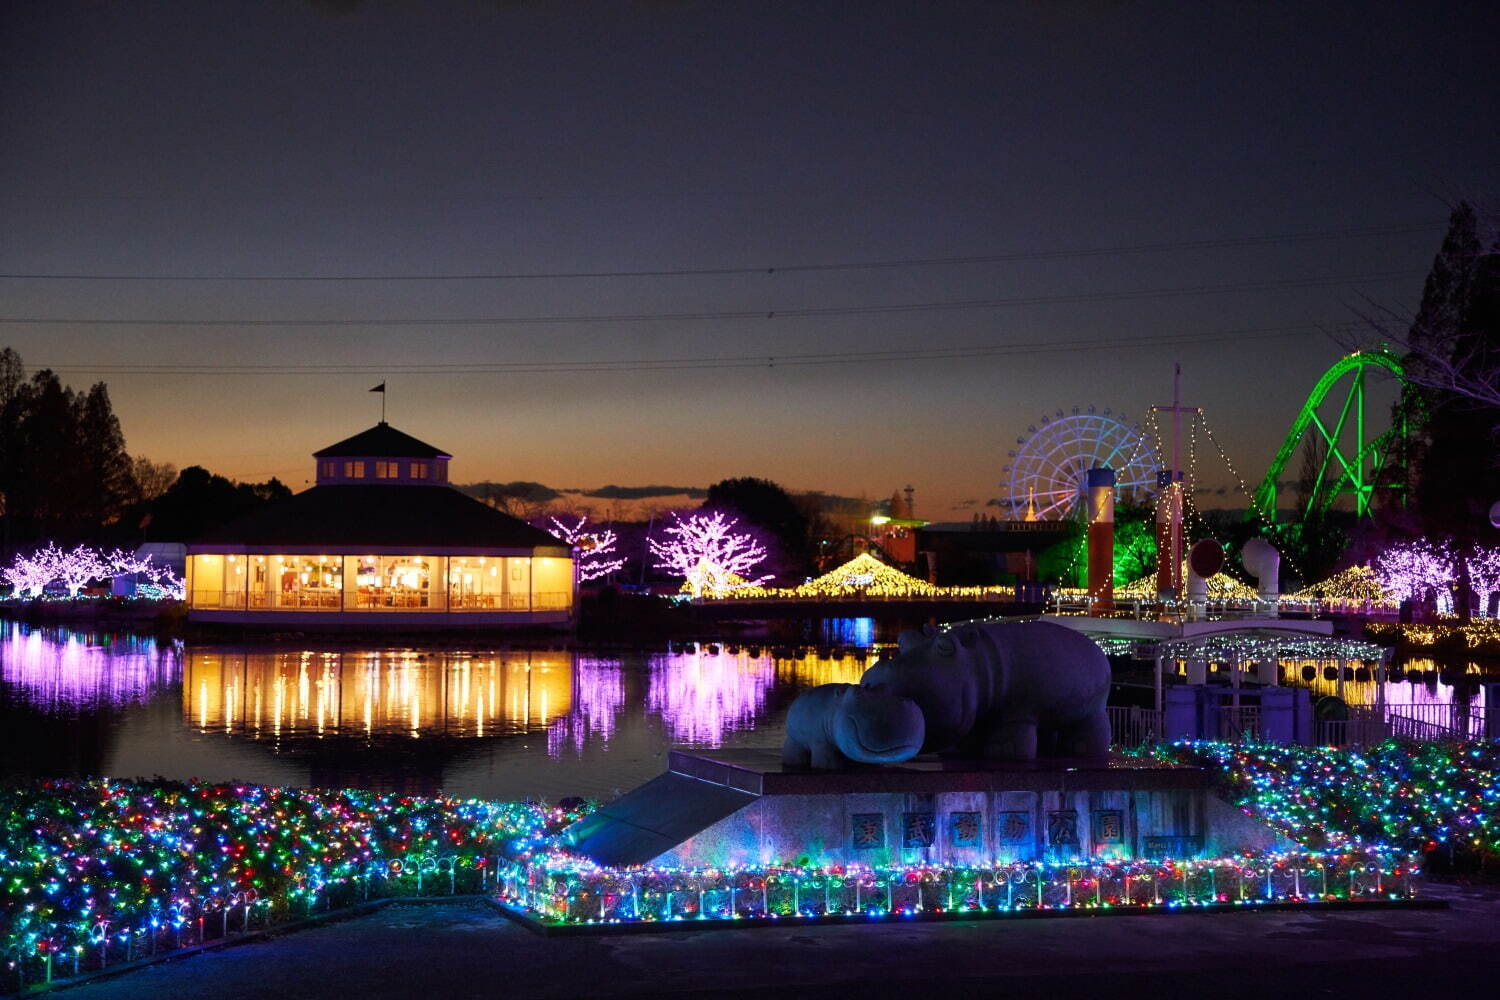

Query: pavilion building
[185,422,574,629]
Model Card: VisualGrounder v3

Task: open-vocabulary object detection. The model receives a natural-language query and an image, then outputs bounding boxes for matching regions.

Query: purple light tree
[649,511,771,598]
[2,543,65,598]
[545,516,627,582]
[1465,546,1500,618]
[55,544,111,598]
[1375,538,1456,613]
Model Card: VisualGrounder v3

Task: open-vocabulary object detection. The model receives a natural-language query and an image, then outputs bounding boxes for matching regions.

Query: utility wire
[0,222,1436,282]
[0,271,1422,328]
[41,321,1368,376]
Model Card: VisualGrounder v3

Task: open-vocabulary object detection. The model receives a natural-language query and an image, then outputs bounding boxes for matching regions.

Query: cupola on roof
[313,422,451,459]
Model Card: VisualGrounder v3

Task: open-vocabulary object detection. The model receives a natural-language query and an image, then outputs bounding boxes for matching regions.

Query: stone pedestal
[565,749,1290,870]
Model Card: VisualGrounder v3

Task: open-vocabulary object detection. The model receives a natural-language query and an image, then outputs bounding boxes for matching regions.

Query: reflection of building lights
[182,650,572,740]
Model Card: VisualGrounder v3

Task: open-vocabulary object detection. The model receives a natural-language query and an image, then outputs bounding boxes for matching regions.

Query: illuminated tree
[1,542,64,597]
[1375,538,1456,612]
[1465,545,1500,616]
[54,544,111,598]
[649,511,770,598]
[546,516,627,582]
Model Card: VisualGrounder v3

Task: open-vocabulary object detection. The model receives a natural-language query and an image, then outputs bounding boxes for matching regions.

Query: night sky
[1,1,1494,518]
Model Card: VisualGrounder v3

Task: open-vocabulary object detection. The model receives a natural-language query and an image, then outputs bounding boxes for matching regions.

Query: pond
[1,622,1493,802]
[0,623,879,802]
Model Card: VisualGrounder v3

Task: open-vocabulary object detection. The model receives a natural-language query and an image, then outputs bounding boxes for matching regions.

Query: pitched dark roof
[313,423,451,459]
[189,485,565,550]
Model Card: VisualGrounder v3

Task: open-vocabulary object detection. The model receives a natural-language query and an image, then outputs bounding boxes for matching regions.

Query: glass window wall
[189,553,572,614]
[268,556,343,609]
[532,556,574,610]
[352,555,440,609]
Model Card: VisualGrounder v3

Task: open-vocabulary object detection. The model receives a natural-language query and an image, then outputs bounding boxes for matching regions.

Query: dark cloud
[582,484,706,500]
[457,480,560,502]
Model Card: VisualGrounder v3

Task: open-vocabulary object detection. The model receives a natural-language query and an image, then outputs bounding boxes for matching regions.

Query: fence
[1107,706,1161,748]
[1317,702,1500,747]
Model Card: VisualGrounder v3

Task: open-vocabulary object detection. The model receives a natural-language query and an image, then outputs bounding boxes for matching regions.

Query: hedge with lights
[13,739,1495,977]
[1152,740,1500,869]
[0,779,575,988]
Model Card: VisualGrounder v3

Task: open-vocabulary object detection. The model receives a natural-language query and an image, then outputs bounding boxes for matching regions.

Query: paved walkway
[61,883,1500,999]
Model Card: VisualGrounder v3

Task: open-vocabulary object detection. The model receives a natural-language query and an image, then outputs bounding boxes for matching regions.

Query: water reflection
[546,657,625,756]
[184,649,572,742]
[1292,657,1491,710]
[0,624,180,711]
[8,622,1493,800]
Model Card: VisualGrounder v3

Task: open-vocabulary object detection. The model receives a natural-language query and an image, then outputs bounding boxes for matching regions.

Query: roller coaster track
[1246,350,1410,522]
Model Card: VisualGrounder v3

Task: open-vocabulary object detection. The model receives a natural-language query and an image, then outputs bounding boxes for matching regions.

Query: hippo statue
[781,683,925,770]
[858,620,1111,761]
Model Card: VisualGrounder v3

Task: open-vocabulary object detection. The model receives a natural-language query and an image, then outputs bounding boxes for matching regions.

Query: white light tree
[1465,545,1500,617]
[649,511,771,598]
[55,544,112,598]
[546,516,627,582]
[2,543,65,598]
[1375,538,1456,613]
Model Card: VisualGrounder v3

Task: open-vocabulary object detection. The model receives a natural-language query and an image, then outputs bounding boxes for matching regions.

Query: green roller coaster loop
[1246,349,1410,522]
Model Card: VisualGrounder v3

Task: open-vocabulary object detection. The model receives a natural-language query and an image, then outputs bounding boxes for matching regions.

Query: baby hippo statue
[859,620,1111,761]
[781,683,926,770]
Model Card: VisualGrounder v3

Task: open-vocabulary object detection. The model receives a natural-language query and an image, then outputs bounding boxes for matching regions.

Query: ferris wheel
[999,407,1161,520]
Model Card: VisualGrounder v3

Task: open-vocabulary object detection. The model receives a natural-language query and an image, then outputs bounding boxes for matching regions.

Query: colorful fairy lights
[494,850,1413,927]
[1152,740,1500,866]
[10,739,1485,978]
[0,779,575,989]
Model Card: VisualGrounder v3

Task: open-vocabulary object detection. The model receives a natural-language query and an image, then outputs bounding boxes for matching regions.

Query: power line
[0,223,1437,282]
[0,271,1422,328]
[40,321,1369,376]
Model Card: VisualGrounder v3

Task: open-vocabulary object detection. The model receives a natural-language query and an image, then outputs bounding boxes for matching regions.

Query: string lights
[494,850,1413,927]
[649,512,771,598]
[0,779,577,990]
[698,553,1015,602]
[544,516,627,582]
[1152,740,1500,866]
[0,544,184,601]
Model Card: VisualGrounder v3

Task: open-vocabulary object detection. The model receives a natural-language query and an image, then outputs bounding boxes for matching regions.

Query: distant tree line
[0,348,289,550]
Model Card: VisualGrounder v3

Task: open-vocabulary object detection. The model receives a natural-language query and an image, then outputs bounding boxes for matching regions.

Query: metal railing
[187,590,572,613]
[1107,706,1162,748]
[1319,702,1498,747]
[1216,704,1262,741]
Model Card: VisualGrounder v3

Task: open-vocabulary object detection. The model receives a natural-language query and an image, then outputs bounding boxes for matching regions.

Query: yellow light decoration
[1287,564,1397,608]
[794,552,939,598]
[694,552,1015,602]
[1117,563,1257,600]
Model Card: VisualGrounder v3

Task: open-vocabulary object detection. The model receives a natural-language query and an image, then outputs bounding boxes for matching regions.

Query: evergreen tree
[76,382,137,527]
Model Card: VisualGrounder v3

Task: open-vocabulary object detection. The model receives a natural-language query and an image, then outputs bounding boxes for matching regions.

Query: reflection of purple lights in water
[646,651,774,745]
[547,657,625,756]
[0,625,181,711]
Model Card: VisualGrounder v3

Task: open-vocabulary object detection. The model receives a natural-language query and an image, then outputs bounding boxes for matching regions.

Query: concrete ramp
[564,770,757,866]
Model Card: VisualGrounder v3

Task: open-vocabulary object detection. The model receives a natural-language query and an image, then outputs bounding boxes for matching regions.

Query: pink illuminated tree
[1465,545,1500,617]
[546,516,627,582]
[649,511,771,598]
[2,543,65,598]
[55,544,111,598]
[1375,538,1456,613]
